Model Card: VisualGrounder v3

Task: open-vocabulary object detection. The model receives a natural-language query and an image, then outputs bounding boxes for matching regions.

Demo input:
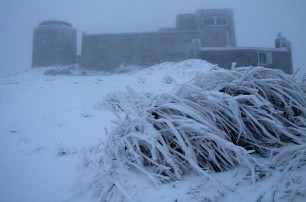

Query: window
[204,18,215,26]
[258,52,273,65]
[216,18,227,25]
[259,53,266,64]
[204,16,228,26]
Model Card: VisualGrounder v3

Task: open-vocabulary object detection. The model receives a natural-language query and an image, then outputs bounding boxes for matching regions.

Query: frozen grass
[192,67,306,155]
[89,66,306,200]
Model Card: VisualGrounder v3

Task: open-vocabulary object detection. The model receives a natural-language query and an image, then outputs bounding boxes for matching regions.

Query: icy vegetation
[79,63,306,201]
[1,60,306,202]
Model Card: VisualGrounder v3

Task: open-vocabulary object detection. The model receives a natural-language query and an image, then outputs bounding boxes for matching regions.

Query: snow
[0,60,306,202]
[201,47,288,52]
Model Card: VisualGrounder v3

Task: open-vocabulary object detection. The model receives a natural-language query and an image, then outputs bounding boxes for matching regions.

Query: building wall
[80,31,199,70]
[196,9,236,47]
[80,9,237,70]
[199,49,257,69]
[198,48,293,73]
[266,51,293,73]
[158,31,200,62]
[81,33,160,70]
[32,21,76,67]
[33,9,293,74]
[176,14,197,30]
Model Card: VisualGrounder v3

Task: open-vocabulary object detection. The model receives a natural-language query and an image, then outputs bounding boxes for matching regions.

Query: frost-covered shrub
[102,92,125,112]
[101,66,306,185]
[180,85,290,156]
[105,92,262,184]
[204,66,306,145]
[201,67,306,123]
[102,87,153,113]
[44,65,76,76]
[113,65,144,74]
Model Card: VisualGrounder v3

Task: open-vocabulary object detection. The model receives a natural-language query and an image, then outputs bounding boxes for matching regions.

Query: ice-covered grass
[1,60,306,202]
[87,65,306,201]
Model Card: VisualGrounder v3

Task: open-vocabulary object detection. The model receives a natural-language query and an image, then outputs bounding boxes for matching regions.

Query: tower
[196,9,236,47]
[32,20,77,67]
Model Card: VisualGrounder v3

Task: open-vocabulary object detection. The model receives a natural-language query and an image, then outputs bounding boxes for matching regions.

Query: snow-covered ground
[1,60,305,202]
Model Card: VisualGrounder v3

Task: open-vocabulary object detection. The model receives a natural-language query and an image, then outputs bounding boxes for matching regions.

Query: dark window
[258,52,273,65]
[204,18,215,25]
[205,16,228,26]
[216,18,227,25]
[259,53,267,64]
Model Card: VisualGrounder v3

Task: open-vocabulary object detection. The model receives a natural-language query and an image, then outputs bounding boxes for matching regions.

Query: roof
[39,20,72,27]
[201,47,289,52]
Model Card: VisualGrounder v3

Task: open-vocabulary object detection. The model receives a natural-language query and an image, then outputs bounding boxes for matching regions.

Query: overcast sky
[1,0,306,76]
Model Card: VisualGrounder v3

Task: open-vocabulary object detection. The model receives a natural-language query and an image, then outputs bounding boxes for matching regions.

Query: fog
[1,0,306,76]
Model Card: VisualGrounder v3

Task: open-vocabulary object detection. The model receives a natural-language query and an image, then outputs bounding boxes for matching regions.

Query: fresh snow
[0,60,305,202]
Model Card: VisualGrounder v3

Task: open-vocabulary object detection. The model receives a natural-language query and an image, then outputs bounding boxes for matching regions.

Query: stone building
[80,9,237,70]
[32,21,77,67]
[32,9,293,73]
[192,32,292,73]
[198,46,292,73]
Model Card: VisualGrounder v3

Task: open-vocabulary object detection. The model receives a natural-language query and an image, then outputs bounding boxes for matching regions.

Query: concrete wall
[196,9,236,47]
[80,9,238,70]
[37,9,291,74]
[80,31,199,70]
[81,32,159,70]
[198,48,293,73]
[176,14,197,30]
[267,51,293,73]
[32,21,76,67]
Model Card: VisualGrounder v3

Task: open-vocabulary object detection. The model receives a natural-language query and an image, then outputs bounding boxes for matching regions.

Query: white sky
[1,0,306,76]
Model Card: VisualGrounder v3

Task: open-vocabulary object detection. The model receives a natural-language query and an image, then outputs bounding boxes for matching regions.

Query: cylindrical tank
[32,20,77,67]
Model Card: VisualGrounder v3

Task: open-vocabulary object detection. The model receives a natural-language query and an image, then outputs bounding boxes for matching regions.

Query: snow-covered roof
[201,47,288,52]
[39,20,72,27]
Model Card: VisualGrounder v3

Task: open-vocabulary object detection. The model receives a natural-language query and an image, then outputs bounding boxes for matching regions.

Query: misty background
[1,0,305,76]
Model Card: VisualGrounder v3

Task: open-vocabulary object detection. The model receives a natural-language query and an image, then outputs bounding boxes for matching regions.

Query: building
[192,33,292,73]
[32,20,77,67]
[32,9,293,74]
[80,9,239,70]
